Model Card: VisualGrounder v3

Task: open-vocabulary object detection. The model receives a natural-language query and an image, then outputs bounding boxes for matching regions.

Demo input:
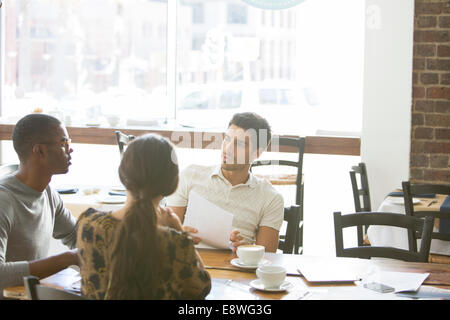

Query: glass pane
[219,90,241,109]
[2,0,168,127]
[175,0,364,136]
[179,91,211,110]
[259,89,277,105]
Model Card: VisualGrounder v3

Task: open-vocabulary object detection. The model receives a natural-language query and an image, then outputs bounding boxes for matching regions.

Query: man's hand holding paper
[183,191,234,249]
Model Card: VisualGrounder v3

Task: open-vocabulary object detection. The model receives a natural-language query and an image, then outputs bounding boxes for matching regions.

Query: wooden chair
[402,181,450,248]
[333,211,434,262]
[251,136,305,254]
[350,162,371,241]
[23,276,87,300]
[350,162,371,212]
[115,130,135,157]
[0,164,18,177]
[278,205,301,254]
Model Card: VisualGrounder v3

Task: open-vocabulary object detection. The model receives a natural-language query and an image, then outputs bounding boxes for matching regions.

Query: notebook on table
[297,257,364,283]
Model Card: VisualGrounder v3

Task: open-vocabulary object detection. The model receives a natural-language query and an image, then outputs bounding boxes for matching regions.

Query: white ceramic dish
[249,279,293,292]
[99,196,126,204]
[230,258,271,270]
[110,185,126,192]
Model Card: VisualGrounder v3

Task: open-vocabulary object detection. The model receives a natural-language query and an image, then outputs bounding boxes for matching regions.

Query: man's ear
[32,144,46,159]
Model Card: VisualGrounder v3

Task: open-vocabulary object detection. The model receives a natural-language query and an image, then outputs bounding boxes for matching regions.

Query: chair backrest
[349,162,371,212]
[251,136,305,254]
[0,164,19,177]
[23,276,87,300]
[115,131,135,157]
[251,136,305,205]
[402,181,450,244]
[333,211,434,262]
[278,205,301,254]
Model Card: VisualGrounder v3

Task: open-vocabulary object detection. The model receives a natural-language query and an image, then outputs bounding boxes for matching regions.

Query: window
[2,0,168,126]
[2,0,364,136]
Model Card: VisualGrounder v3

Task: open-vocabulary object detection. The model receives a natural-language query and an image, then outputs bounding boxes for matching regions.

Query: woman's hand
[158,206,202,244]
[183,225,202,245]
[158,206,183,232]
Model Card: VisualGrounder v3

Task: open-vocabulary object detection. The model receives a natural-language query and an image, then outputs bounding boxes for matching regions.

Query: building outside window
[226,3,247,24]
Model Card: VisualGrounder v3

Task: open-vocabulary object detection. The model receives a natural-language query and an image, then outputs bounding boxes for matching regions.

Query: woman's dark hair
[106,134,179,300]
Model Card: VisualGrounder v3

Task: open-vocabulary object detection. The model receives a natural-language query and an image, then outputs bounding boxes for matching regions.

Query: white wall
[362,0,415,210]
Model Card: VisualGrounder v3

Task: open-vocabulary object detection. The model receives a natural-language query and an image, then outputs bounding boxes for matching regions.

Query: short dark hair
[228,112,272,150]
[12,114,62,161]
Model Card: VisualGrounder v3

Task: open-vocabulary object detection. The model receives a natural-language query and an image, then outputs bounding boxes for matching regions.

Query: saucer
[111,185,126,192]
[230,258,271,270]
[249,279,293,292]
[99,196,126,204]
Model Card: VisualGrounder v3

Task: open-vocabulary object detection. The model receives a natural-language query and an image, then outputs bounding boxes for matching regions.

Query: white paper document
[297,257,365,283]
[183,191,234,250]
[365,271,429,293]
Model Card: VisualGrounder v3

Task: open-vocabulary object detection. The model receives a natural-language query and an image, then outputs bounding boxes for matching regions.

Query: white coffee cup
[256,265,286,289]
[236,244,265,266]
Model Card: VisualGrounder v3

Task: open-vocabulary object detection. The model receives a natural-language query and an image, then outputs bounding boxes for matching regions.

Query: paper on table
[396,285,450,299]
[365,271,429,293]
[184,191,234,250]
[296,255,372,283]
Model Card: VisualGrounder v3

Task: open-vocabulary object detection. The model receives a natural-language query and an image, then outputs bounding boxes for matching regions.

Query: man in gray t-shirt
[0,114,78,297]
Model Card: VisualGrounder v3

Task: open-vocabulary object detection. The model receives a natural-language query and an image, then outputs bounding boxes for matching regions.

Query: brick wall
[410,0,450,184]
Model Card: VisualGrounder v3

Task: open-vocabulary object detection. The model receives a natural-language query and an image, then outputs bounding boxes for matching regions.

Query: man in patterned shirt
[167,112,284,253]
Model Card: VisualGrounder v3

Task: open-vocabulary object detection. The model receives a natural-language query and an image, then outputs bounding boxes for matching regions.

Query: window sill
[0,123,360,156]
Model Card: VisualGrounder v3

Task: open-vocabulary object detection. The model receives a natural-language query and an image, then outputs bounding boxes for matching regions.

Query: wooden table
[200,249,450,300]
[4,250,450,300]
[368,191,450,258]
[56,185,124,219]
[3,267,80,300]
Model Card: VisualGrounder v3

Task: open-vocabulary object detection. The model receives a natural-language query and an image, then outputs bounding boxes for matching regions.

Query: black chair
[278,205,301,254]
[23,276,87,300]
[350,162,371,241]
[251,136,305,254]
[402,181,450,247]
[350,162,371,212]
[0,164,18,177]
[115,130,135,157]
[333,211,434,262]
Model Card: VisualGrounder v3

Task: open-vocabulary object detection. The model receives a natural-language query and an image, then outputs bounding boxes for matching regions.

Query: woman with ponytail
[76,134,211,299]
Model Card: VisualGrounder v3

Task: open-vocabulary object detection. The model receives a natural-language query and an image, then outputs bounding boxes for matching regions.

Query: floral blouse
[76,208,211,300]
